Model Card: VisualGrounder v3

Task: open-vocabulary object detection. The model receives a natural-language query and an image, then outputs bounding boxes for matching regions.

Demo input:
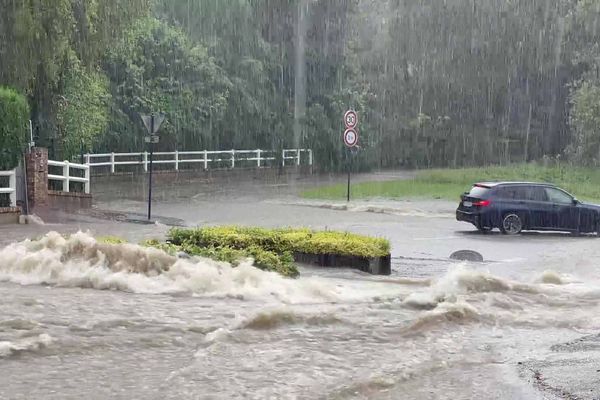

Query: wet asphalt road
[2,171,600,399]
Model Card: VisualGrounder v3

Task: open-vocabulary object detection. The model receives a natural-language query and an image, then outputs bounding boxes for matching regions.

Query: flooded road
[1,174,600,399]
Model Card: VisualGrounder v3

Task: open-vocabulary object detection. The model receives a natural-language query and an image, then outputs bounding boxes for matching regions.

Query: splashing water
[0,232,337,303]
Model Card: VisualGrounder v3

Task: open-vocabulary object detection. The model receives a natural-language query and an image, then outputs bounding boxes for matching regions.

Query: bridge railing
[0,169,17,206]
[83,149,313,175]
[48,160,91,194]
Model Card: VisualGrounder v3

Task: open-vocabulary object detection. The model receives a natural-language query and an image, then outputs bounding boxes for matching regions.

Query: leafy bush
[55,51,110,160]
[140,239,299,277]
[168,226,391,258]
[0,87,29,170]
[123,226,391,279]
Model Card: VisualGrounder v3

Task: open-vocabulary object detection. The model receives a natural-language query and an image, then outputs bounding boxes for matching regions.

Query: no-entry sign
[344,128,359,148]
[344,110,358,129]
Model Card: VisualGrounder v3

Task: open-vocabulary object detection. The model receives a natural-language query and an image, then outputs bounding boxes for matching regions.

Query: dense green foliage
[101,18,231,151]
[56,52,110,157]
[168,226,391,258]
[3,1,600,169]
[142,239,299,278]
[303,163,600,202]
[0,87,29,169]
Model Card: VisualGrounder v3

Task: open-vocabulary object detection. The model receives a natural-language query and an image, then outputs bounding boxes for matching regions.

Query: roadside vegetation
[302,164,600,202]
[96,227,391,278]
[168,227,390,258]
[3,1,600,173]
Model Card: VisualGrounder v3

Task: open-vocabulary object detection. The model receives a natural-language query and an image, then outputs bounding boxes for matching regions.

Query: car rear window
[468,186,490,198]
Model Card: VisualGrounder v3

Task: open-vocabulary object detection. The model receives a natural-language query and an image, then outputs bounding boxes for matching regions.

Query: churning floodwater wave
[390,263,600,339]
[2,231,599,337]
[0,232,338,303]
[0,334,53,358]
[2,235,600,400]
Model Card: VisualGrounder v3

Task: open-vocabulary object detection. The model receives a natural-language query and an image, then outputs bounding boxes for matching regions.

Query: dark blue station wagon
[456,182,600,235]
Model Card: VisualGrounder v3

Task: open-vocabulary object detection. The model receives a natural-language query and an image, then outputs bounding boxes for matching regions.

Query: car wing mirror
[573,198,580,205]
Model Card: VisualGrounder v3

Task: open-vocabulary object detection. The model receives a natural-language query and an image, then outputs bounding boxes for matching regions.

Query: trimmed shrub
[140,239,299,278]
[168,226,391,259]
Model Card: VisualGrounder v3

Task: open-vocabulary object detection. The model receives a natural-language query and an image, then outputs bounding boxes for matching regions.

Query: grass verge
[302,164,600,202]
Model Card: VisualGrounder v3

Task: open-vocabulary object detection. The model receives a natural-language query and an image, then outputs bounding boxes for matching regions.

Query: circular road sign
[344,110,358,129]
[344,128,359,148]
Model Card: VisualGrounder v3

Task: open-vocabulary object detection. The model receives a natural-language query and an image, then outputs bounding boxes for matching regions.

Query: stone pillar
[26,147,48,211]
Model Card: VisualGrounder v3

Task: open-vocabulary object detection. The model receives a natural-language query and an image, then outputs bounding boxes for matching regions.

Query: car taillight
[473,200,491,207]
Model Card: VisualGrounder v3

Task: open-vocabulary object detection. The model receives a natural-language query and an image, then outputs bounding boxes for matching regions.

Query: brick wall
[26,147,48,209]
[25,148,92,213]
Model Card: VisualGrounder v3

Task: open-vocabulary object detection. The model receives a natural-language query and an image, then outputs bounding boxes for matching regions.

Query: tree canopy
[0,87,29,170]
[2,0,600,169]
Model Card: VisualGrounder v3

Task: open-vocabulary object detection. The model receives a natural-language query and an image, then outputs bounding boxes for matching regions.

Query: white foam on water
[26,214,45,225]
[0,334,53,358]
[0,232,340,304]
[402,264,525,309]
[538,270,568,285]
[397,263,600,335]
[202,328,231,345]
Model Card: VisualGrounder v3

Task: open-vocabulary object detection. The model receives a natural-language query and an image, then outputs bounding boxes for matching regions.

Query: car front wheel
[501,213,523,235]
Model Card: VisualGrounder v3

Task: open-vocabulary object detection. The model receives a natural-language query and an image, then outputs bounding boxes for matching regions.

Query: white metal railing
[48,160,91,194]
[83,149,313,174]
[0,169,17,206]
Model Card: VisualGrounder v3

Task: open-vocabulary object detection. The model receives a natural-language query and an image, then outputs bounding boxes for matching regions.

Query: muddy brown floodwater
[1,173,599,399]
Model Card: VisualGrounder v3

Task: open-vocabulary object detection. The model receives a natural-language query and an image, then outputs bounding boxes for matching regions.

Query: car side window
[496,188,510,199]
[497,186,529,200]
[530,187,549,202]
[514,187,531,200]
[545,188,573,205]
[497,187,518,199]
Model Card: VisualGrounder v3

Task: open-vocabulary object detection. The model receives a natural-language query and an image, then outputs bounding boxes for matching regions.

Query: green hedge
[141,239,299,278]
[168,226,391,259]
[94,227,390,279]
[0,87,29,170]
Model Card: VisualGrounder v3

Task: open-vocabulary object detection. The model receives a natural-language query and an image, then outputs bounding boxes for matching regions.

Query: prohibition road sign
[344,110,358,129]
[344,128,359,148]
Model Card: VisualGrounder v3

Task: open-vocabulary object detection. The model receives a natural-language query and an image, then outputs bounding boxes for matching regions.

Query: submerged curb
[294,252,392,275]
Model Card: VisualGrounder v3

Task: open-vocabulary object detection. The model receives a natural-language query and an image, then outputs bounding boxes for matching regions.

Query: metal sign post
[343,110,359,202]
[141,113,165,221]
[347,150,352,202]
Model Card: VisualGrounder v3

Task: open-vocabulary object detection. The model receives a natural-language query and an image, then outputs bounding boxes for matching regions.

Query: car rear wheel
[501,214,523,235]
